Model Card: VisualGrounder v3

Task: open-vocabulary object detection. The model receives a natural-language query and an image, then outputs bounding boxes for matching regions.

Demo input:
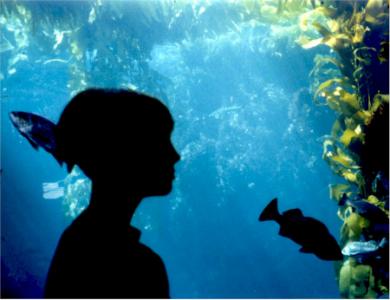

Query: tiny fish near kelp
[339,194,389,223]
[341,238,387,256]
[259,198,343,261]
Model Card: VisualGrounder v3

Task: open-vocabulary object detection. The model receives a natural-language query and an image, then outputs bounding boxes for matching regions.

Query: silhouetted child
[10,88,180,298]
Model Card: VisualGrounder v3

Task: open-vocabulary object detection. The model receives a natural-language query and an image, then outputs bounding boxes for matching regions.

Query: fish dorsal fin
[283,208,303,218]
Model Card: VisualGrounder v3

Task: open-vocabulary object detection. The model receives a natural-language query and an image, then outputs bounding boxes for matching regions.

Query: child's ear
[9,111,63,166]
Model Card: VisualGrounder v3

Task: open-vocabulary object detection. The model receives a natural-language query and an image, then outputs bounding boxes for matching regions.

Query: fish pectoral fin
[26,137,39,150]
[299,246,312,253]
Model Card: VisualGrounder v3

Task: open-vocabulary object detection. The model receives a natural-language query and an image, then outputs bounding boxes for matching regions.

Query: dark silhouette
[259,198,343,261]
[10,88,180,298]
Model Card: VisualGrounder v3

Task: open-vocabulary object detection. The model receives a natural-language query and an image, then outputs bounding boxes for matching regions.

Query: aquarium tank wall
[1,0,388,298]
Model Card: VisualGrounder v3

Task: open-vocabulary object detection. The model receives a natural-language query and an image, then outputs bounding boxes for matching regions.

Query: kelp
[298,0,389,297]
[239,0,317,25]
[2,0,387,297]
[329,183,352,203]
[1,0,181,95]
[339,258,378,298]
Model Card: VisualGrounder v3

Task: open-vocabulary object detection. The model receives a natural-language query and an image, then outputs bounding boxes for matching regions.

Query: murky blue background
[2,1,343,298]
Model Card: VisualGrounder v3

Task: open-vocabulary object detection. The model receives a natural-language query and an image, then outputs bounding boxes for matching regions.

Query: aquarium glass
[2,0,388,298]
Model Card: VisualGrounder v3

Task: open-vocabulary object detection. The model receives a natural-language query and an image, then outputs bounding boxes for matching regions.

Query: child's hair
[55,88,172,173]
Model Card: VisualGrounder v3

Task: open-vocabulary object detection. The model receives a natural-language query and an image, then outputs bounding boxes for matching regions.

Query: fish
[339,194,389,223]
[9,111,62,164]
[259,198,343,261]
[341,238,387,256]
[370,223,390,238]
[371,171,389,195]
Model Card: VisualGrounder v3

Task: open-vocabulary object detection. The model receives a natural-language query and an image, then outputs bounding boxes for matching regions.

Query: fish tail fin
[259,198,280,222]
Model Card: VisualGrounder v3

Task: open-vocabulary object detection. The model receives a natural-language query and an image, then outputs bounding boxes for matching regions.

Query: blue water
[2,1,344,298]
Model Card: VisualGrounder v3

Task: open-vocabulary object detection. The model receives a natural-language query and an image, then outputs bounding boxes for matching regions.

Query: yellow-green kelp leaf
[339,258,354,297]
[331,118,344,137]
[344,209,371,239]
[312,21,331,37]
[353,47,376,65]
[332,151,359,169]
[323,33,351,51]
[351,264,377,298]
[314,77,345,100]
[370,93,389,111]
[312,55,342,72]
[327,19,340,33]
[315,82,361,117]
[299,33,352,54]
[338,90,361,114]
[344,116,360,132]
[339,258,378,298]
[298,36,324,49]
[365,0,389,26]
[341,170,365,189]
[366,195,389,216]
[378,40,389,63]
[329,183,351,202]
[315,5,337,18]
[340,127,364,147]
[352,24,368,44]
[351,110,372,125]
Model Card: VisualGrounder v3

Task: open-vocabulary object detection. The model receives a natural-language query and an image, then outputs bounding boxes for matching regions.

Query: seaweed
[298,0,389,297]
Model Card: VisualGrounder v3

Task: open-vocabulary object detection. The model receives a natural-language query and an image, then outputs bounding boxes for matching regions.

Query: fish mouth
[9,112,18,123]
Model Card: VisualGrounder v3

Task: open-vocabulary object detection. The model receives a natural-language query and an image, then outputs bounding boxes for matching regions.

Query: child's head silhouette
[55,88,180,198]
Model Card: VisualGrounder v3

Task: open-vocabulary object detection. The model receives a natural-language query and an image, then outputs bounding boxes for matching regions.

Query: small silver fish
[342,238,386,256]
